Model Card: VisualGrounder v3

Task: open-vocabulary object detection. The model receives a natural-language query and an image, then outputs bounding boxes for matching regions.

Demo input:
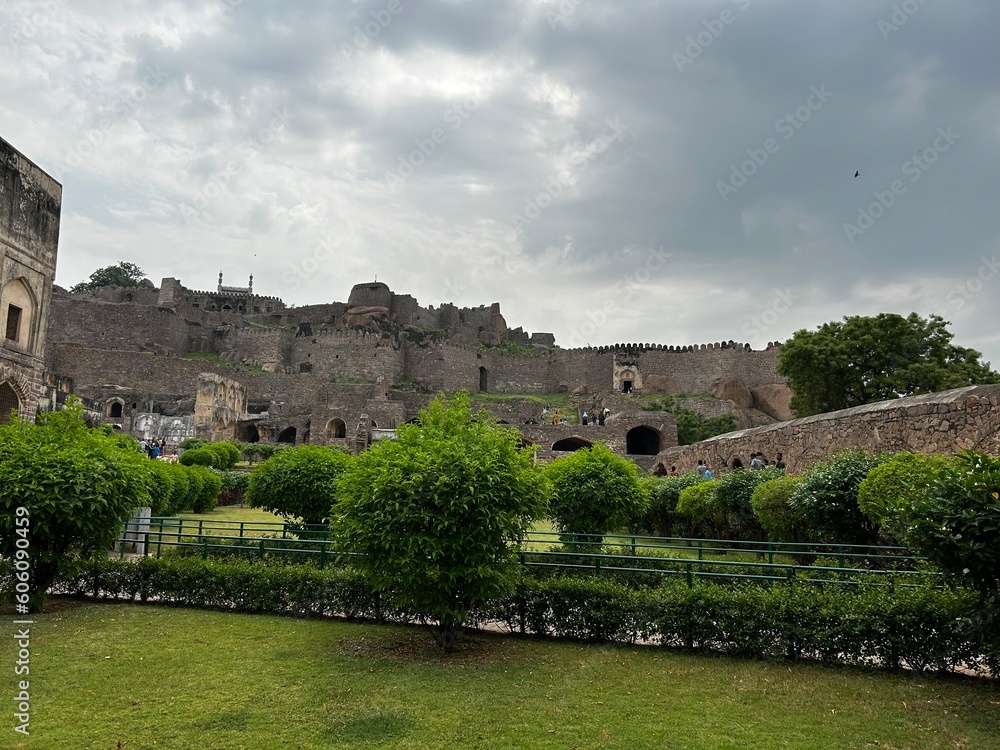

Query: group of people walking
[663,451,786,479]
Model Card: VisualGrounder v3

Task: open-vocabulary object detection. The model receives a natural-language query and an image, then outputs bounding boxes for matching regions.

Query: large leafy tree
[0,401,151,613]
[778,312,998,416]
[333,392,548,651]
[70,261,147,293]
[546,443,647,544]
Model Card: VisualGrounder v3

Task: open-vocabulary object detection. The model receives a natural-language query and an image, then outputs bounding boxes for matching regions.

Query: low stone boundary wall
[654,384,1000,475]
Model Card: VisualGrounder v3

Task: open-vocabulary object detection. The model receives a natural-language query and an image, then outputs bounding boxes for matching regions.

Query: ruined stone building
[44,273,793,466]
[0,137,61,424]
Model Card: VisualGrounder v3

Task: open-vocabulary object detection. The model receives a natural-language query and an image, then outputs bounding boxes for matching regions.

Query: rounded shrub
[676,479,723,538]
[547,443,646,544]
[246,445,352,527]
[179,447,216,468]
[147,460,177,516]
[713,466,784,540]
[789,449,891,545]
[179,438,208,451]
[857,451,948,539]
[164,464,192,515]
[184,466,206,512]
[643,472,704,537]
[750,475,807,543]
[190,465,221,513]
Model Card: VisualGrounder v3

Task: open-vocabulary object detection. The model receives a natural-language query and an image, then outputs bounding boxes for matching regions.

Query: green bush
[147,460,177,516]
[750,476,807,543]
[713,467,784,540]
[214,470,251,506]
[247,445,352,527]
[547,443,646,544]
[857,452,948,540]
[202,441,240,470]
[179,447,216,468]
[675,479,723,537]
[189,466,221,513]
[164,464,192,515]
[894,451,1000,605]
[790,449,891,544]
[642,473,704,537]
[183,467,205,513]
[42,556,997,675]
[179,438,208,451]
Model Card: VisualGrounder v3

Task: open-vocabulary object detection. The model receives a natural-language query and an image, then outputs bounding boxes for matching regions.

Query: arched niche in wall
[551,437,593,452]
[626,426,661,455]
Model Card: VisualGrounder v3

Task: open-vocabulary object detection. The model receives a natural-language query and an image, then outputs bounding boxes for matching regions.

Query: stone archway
[277,426,296,444]
[552,437,593,452]
[0,381,21,424]
[327,418,346,439]
[626,426,661,455]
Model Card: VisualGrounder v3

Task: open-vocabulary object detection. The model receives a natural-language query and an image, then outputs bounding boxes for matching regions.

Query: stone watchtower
[0,137,61,423]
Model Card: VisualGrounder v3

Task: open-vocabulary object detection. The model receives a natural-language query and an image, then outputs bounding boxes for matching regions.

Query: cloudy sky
[2,1,999,363]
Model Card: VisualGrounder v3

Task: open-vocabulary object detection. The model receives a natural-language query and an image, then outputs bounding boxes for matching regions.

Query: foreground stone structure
[654,385,1000,475]
[0,137,60,423]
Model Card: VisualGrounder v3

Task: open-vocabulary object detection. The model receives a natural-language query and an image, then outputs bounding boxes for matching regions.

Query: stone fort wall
[654,384,1000,475]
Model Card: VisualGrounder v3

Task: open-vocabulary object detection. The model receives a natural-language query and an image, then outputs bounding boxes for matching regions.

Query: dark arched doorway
[277,426,297,444]
[479,366,488,393]
[327,418,346,439]
[551,437,593,452]
[626,426,660,455]
[109,401,123,418]
[0,381,20,424]
[240,425,260,443]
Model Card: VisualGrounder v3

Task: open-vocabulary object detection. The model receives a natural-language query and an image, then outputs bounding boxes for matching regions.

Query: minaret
[217,271,223,292]
[249,274,253,294]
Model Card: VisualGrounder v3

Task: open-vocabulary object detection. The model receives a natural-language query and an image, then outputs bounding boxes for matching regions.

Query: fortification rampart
[654,385,1000,475]
[49,296,191,355]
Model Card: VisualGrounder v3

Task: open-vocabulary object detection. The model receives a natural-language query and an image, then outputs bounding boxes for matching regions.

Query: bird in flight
[854,170,860,178]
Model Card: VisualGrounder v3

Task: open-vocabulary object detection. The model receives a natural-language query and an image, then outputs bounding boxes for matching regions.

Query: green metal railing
[115,518,936,586]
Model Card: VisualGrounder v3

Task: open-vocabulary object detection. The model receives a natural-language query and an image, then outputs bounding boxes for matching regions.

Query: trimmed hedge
[40,557,997,675]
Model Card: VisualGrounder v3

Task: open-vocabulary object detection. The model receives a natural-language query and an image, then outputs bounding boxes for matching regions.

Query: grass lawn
[3,602,998,749]
[175,505,285,535]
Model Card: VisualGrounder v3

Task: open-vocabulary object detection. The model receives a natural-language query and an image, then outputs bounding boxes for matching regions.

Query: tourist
[668,465,679,477]
[750,453,765,470]
[775,452,786,469]
[696,459,707,476]
[598,410,605,426]
[552,412,559,425]
[704,466,713,479]
[582,411,589,426]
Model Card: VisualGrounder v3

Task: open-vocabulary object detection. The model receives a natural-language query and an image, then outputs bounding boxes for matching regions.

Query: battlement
[561,341,783,355]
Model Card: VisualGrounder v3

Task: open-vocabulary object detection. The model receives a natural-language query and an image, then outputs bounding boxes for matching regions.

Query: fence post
[201,536,208,560]
[786,566,794,586]
[198,519,204,537]
[239,522,244,541]
[686,562,693,588]
[697,539,703,561]
[156,519,163,559]
[319,541,327,570]
[258,539,265,561]
[595,556,601,576]
[767,543,774,566]
[631,536,636,557]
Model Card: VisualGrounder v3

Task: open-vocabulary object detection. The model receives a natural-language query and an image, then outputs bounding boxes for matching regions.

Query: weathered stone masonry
[654,385,1000,475]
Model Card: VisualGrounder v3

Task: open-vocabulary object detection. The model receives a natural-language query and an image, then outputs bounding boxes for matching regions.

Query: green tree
[246,445,352,527]
[334,392,548,651]
[0,401,151,612]
[547,443,647,544]
[778,313,998,416]
[69,261,147,293]
[676,479,724,538]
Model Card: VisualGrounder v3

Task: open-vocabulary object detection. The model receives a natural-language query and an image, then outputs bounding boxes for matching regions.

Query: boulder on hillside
[478,329,502,347]
[708,377,753,407]
[644,374,681,394]
[750,384,795,421]
[344,305,389,327]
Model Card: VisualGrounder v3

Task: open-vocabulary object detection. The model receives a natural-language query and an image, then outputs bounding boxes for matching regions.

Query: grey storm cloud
[1,0,999,364]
